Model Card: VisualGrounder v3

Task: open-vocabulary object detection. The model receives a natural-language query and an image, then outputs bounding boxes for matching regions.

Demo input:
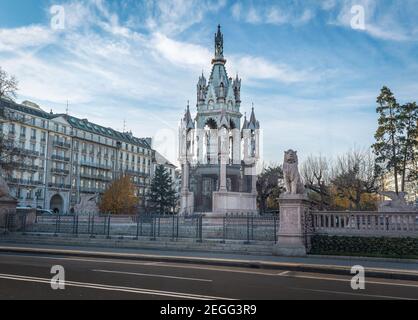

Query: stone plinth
[212,191,257,216]
[180,191,194,215]
[0,199,18,231]
[274,194,310,257]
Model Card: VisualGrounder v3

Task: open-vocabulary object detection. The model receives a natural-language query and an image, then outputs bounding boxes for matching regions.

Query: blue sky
[0,0,417,165]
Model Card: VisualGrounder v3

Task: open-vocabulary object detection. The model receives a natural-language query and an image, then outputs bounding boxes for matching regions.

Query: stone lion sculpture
[283,150,305,195]
[378,191,416,212]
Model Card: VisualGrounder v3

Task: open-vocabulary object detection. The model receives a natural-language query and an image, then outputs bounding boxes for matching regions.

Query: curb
[0,245,418,282]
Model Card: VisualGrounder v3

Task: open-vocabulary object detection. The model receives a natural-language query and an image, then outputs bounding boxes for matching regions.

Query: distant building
[0,98,153,214]
[151,151,177,184]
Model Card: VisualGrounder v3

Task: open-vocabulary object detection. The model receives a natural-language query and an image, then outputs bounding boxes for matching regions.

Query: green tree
[147,165,177,214]
[373,87,418,194]
[373,86,403,194]
[398,102,418,191]
[257,164,283,213]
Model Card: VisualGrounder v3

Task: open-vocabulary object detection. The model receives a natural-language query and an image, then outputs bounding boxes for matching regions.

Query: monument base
[212,191,257,215]
[0,199,18,231]
[274,194,310,257]
[180,191,194,215]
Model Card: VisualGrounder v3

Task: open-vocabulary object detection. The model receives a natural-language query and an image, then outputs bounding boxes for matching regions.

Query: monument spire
[212,24,226,65]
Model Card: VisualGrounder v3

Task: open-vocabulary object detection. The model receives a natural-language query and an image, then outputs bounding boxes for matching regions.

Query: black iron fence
[3,213,279,243]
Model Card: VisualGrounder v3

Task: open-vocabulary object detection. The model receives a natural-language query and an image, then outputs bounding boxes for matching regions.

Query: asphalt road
[0,252,417,300]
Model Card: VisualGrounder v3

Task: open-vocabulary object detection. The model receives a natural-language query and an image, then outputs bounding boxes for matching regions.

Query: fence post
[245,216,250,244]
[274,215,278,244]
[54,214,59,237]
[151,216,156,241]
[21,213,27,235]
[90,214,95,238]
[222,216,226,243]
[196,216,203,243]
[171,215,175,241]
[74,215,79,237]
[135,214,140,240]
[106,215,111,239]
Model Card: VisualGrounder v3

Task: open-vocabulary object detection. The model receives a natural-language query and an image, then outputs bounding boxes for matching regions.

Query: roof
[154,151,176,168]
[0,98,151,149]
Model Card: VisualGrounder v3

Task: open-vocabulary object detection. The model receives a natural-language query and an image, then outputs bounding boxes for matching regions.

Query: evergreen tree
[147,165,177,214]
[373,86,403,194]
[373,87,418,194]
[398,102,418,191]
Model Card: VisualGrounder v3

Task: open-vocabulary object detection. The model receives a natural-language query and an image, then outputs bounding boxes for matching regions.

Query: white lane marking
[278,271,290,276]
[291,288,416,300]
[281,273,418,289]
[2,253,418,289]
[0,273,233,300]
[92,269,213,283]
[0,253,278,276]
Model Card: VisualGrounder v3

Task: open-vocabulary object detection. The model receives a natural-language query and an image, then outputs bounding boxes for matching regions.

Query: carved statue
[283,150,305,195]
[378,191,416,212]
[0,175,16,201]
[74,194,99,214]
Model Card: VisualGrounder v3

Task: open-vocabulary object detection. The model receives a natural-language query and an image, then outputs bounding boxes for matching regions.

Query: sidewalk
[0,242,417,281]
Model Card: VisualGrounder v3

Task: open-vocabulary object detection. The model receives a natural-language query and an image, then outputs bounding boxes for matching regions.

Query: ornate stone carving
[378,191,416,212]
[283,150,305,195]
[74,194,99,214]
[0,175,16,201]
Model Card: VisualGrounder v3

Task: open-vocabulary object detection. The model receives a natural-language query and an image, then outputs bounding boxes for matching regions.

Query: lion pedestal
[273,150,311,257]
[274,194,310,257]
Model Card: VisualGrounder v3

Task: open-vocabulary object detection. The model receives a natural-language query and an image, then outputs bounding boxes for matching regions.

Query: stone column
[219,159,227,192]
[273,194,310,257]
[219,128,228,192]
[251,165,257,195]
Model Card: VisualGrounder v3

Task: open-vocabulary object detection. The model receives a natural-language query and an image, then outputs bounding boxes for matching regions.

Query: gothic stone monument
[274,150,311,257]
[179,26,260,216]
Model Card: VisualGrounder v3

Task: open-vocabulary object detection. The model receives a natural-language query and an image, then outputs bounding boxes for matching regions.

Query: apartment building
[0,98,153,214]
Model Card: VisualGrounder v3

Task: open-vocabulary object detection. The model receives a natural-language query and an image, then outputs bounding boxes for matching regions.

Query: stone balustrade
[311,211,418,237]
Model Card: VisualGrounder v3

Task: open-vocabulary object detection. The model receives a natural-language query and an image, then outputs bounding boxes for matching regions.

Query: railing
[11,213,279,243]
[311,211,418,237]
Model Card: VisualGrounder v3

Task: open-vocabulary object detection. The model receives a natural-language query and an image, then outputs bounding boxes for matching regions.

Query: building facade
[0,99,153,214]
[179,26,260,216]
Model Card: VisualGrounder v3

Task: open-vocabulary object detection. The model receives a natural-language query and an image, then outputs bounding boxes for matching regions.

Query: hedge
[310,235,418,259]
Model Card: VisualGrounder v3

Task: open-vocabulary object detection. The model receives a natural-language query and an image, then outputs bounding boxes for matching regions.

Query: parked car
[35,209,54,216]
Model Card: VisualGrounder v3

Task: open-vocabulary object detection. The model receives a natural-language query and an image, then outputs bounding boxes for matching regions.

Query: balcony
[80,172,112,181]
[17,148,40,158]
[79,187,105,194]
[7,178,43,186]
[48,183,71,190]
[53,141,71,149]
[51,155,70,162]
[80,161,112,170]
[51,168,70,175]
[17,163,39,172]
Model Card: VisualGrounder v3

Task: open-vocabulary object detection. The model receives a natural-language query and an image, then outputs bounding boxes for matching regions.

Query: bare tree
[301,155,332,210]
[0,67,18,101]
[332,148,379,210]
[0,66,21,178]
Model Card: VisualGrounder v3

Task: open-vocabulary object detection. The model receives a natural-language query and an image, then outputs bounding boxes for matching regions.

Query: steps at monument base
[0,234,274,255]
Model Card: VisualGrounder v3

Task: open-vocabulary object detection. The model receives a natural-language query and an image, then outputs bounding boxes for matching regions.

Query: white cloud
[0,26,56,51]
